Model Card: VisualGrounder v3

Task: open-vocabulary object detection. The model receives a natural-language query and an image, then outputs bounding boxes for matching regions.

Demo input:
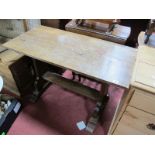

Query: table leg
[29,59,50,102]
[72,72,82,82]
[86,83,109,133]
[32,59,40,96]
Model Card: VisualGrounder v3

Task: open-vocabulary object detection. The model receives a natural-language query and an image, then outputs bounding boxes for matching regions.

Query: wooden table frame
[43,70,110,133]
[3,25,137,133]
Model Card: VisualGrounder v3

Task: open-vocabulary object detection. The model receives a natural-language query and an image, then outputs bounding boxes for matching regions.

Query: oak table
[3,25,137,133]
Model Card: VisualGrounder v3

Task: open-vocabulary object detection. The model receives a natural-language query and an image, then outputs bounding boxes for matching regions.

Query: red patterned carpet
[8,70,124,135]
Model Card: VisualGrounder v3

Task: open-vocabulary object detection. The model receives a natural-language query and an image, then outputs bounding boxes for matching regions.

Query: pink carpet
[8,70,124,135]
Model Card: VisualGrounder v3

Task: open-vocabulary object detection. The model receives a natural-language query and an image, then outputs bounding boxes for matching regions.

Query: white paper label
[76,121,86,131]
[13,102,21,114]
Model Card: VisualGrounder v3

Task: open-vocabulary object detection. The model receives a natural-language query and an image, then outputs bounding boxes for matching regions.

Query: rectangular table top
[3,25,137,88]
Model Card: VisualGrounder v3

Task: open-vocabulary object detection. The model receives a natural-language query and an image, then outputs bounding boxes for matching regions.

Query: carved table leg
[29,59,50,102]
[86,83,109,133]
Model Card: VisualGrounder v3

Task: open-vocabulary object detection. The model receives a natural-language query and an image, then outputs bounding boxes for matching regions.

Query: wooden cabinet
[129,90,155,115]
[114,106,155,135]
[114,89,155,135]
[112,44,155,135]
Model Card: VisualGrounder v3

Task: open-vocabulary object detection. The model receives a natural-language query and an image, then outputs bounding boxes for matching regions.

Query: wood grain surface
[3,25,137,88]
[131,45,155,93]
[43,71,103,101]
[114,106,155,135]
[129,89,155,115]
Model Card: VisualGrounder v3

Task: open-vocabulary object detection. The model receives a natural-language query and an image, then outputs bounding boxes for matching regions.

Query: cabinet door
[129,89,155,115]
[114,106,155,135]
